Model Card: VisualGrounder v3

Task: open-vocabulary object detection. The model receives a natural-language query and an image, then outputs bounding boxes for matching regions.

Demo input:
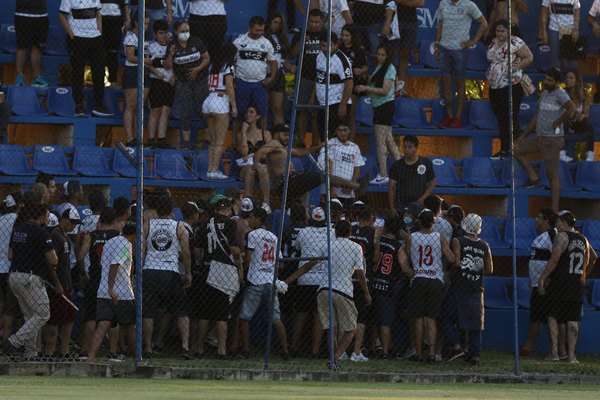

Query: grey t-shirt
[536,88,571,137]
[437,0,483,50]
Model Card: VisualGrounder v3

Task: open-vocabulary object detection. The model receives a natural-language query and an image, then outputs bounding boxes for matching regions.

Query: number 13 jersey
[410,231,444,282]
[246,227,281,285]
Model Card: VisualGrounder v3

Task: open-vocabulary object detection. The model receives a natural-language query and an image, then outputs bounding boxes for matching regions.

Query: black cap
[272,123,290,133]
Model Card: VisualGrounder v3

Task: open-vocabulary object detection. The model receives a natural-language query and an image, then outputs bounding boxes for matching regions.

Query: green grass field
[0,377,598,399]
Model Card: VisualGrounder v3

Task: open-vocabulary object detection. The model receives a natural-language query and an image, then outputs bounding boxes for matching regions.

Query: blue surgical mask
[403,216,412,225]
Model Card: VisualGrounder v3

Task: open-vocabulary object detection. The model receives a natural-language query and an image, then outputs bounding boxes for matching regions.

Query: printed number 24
[262,244,275,263]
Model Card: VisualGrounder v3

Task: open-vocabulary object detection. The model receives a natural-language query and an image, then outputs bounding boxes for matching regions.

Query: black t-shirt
[351,224,376,280]
[397,4,418,23]
[352,1,386,25]
[130,0,163,9]
[89,229,121,284]
[51,227,72,290]
[16,0,47,14]
[339,45,368,87]
[280,221,307,281]
[195,214,239,267]
[390,156,435,211]
[372,234,403,292]
[10,221,54,279]
[291,29,325,81]
[547,231,587,302]
[169,36,208,81]
[453,235,489,293]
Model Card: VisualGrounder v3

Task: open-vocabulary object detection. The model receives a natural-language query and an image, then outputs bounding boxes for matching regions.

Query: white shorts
[202,92,230,114]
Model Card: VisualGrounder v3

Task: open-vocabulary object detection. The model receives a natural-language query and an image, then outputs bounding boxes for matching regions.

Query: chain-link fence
[0,0,599,375]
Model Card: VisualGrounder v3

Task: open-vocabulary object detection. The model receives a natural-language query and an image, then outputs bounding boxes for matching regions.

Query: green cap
[209,194,232,206]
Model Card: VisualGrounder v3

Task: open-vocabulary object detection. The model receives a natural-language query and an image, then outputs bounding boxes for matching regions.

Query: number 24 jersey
[246,227,282,285]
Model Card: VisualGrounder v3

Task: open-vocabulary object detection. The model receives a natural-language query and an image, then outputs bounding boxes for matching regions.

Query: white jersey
[295,226,328,286]
[123,31,148,67]
[100,0,126,16]
[318,137,364,198]
[189,0,226,16]
[529,229,556,287]
[318,237,364,298]
[208,64,235,92]
[144,218,181,273]
[246,227,281,285]
[316,49,353,106]
[542,0,580,32]
[385,1,401,41]
[320,0,350,36]
[98,235,134,300]
[59,0,102,38]
[410,231,444,282]
[233,33,276,82]
[148,40,174,82]
[0,213,18,274]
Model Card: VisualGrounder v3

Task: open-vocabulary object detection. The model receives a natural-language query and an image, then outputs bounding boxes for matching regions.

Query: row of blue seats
[484,277,600,311]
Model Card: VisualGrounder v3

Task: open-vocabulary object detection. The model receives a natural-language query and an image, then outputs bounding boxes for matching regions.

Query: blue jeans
[548,29,578,71]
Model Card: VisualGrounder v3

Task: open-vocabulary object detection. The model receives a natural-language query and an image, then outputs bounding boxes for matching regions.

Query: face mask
[178,32,190,42]
[403,216,412,225]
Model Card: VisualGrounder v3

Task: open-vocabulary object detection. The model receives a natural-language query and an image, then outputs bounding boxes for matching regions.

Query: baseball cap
[209,194,232,208]
[240,197,258,218]
[404,202,423,216]
[330,199,343,211]
[61,207,81,224]
[3,194,16,208]
[461,213,482,235]
[273,123,290,133]
[558,209,576,227]
[47,212,59,228]
[447,204,465,222]
[63,180,82,196]
[311,206,326,222]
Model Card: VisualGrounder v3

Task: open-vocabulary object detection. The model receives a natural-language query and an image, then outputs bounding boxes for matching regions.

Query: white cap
[62,206,81,223]
[461,213,482,235]
[311,207,326,222]
[241,197,255,213]
[3,195,16,208]
[47,212,59,228]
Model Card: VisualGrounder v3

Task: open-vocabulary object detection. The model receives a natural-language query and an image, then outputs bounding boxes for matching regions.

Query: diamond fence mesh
[0,0,599,375]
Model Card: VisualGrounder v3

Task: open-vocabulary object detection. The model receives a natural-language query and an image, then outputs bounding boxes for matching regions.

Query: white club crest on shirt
[417,165,426,175]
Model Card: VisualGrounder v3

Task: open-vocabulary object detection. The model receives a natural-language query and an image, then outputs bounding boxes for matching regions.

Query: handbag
[559,35,589,60]
[520,74,535,97]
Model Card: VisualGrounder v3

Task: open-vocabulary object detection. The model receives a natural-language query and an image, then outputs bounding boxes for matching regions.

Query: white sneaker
[206,172,216,179]
[401,347,417,359]
[338,352,349,361]
[370,174,389,185]
[586,151,595,161]
[214,171,229,180]
[350,352,369,362]
[559,150,573,163]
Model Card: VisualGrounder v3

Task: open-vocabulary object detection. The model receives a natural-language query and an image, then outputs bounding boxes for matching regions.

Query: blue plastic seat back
[576,161,600,192]
[73,146,116,176]
[0,145,36,175]
[519,99,537,131]
[589,104,600,135]
[419,40,439,69]
[47,86,76,117]
[155,149,197,180]
[591,279,600,309]
[466,42,489,71]
[355,96,374,127]
[462,157,506,187]
[84,87,123,117]
[516,277,531,309]
[7,86,47,116]
[480,216,510,249]
[469,100,498,130]
[483,276,514,309]
[33,145,77,175]
[501,158,529,187]
[532,44,552,73]
[393,98,431,128]
[430,157,466,187]
[45,25,69,56]
[504,217,537,250]
[195,149,235,182]
[0,24,16,54]
[430,99,472,128]
[112,146,153,177]
[539,161,581,191]
[582,220,600,252]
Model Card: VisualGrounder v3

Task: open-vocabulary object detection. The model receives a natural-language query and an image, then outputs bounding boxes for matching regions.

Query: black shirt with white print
[169,36,208,81]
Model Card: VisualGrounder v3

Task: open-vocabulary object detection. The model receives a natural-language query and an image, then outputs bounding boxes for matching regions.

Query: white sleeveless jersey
[246,227,281,285]
[208,64,235,92]
[144,218,181,272]
[410,231,444,282]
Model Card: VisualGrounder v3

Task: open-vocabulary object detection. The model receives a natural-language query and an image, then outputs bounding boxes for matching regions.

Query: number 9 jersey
[372,234,404,293]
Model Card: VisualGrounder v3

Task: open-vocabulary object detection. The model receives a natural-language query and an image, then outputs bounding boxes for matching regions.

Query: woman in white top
[539,0,580,70]
[486,19,533,158]
[562,69,595,162]
[202,43,238,179]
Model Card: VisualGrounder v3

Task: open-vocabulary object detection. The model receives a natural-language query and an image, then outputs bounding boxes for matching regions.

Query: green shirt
[369,64,396,109]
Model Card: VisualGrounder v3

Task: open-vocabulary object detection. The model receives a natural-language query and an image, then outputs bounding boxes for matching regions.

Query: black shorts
[0,273,8,304]
[82,279,100,322]
[274,171,322,202]
[373,283,401,327]
[102,16,123,52]
[47,289,76,325]
[399,22,418,50]
[288,284,318,314]
[529,289,550,323]
[548,300,582,323]
[149,78,175,108]
[142,269,187,319]
[195,283,233,322]
[122,66,150,90]
[406,278,444,319]
[353,283,375,325]
[96,298,135,326]
[268,69,286,93]
[373,100,395,126]
[15,15,48,49]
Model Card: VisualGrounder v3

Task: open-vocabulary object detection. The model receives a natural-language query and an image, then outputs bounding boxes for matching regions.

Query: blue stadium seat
[83,87,123,117]
[532,44,551,73]
[468,100,498,130]
[47,86,76,117]
[516,277,531,309]
[591,279,600,309]
[45,25,69,56]
[583,280,596,311]
[430,157,466,187]
[501,158,529,187]
[419,40,439,69]
[355,96,374,126]
[155,149,197,180]
[269,209,291,239]
[6,86,47,116]
[480,216,510,249]
[393,98,431,128]
[112,146,153,177]
[483,276,513,309]
[195,149,235,182]
[0,24,16,54]
[582,220,600,251]
[519,99,536,131]
[504,217,537,250]
[73,146,116,177]
[576,161,600,192]
[33,145,77,175]
[589,104,600,135]
[430,99,472,129]
[539,161,581,191]
[462,157,506,187]
[466,42,489,71]
[0,145,36,175]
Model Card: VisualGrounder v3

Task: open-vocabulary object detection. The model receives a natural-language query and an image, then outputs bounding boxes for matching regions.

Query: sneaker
[77,352,89,361]
[524,178,542,188]
[213,171,229,180]
[32,75,49,88]
[426,355,439,364]
[350,352,369,362]
[544,354,560,361]
[338,352,349,361]
[3,338,18,361]
[559,150,573,163]
[568,358,579,364]
[449,118,463,129]
[75,105,87,117]
[399,347,416,359]
[370,174,389,185]
[437,117,453,129]
[92,105,114,117]
[327,360,341,371]
[108,353,125,362]
[181,349,197,360]
[519,346,533,357]
[464,355,480,366]
[15,74,25,86]
[586,151,595,161]
[445,348,465,362]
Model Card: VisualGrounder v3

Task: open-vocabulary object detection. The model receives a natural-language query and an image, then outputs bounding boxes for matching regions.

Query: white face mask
[178,32,190,42]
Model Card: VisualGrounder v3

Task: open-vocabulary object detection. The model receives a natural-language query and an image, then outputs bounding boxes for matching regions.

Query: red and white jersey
[246,227,281,285]
[410,231,444,282]
[208,64,235,92]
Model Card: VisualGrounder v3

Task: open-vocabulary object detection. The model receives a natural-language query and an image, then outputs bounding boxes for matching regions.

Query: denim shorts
[439,46,469,80]
[239,283,281,321]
